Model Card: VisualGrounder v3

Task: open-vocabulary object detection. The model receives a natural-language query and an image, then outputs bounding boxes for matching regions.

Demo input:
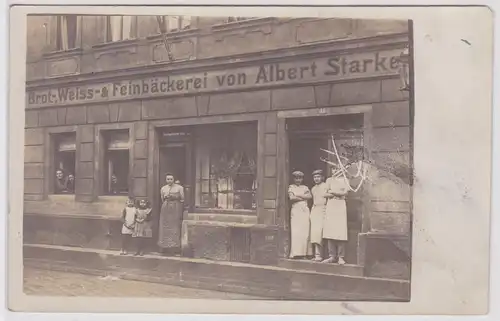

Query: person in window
[158,174,185,255]
[55,170,68,194]
[110,174,118,194]
[66,174,75,193]
[288,171,312,259]
[322,165,350,265]
[310,169,328,262]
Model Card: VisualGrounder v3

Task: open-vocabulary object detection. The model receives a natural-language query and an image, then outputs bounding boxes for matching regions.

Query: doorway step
[278,259,364,277]
[23,243,410,301]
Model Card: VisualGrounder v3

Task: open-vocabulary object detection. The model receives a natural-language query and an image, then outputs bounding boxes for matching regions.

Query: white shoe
[321,257,335,263]
[338,257,346,265]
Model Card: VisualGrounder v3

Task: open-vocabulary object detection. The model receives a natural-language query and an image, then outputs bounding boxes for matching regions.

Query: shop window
[194,122,257,211]
[102,130,130,195]
[52,132,76,194]
[56,15,78,51]
[158,15,192,33]
[105,16,136,42]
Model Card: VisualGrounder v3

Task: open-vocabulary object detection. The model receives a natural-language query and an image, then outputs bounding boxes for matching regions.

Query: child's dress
[133,207,153,238]
[122,206,136,235]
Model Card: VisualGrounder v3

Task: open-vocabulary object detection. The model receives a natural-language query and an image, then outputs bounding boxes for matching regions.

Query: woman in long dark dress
[157,174,184,254]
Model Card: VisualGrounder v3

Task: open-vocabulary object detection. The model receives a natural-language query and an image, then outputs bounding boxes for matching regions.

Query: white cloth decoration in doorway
[320,135,369,193]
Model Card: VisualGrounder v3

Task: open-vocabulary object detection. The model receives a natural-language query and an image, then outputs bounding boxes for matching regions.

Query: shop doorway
[286,114,365,264]
[154,129,193,248]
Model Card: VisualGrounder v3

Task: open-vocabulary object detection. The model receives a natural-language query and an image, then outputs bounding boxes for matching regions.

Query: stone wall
[26,17,408,80]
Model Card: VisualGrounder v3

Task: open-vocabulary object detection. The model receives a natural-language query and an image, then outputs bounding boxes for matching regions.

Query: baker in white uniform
[309,169,328,262]
[288,171,312,259]
[322,166,350,265]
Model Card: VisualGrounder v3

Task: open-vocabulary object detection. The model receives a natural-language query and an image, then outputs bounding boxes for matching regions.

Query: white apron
[310,182,327,244]
[324,176,350,241]
[288,184,312,257]
[121,206,136,235]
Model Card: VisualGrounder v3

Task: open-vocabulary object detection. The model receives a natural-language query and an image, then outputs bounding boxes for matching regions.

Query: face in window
[56,170,64,180]
[68,174,75,182]
[165,175,174,185]
[313,174,323,184]
[111,174,118,184]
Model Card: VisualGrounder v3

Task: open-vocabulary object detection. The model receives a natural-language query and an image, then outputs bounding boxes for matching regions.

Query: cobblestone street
[23,267,263,299]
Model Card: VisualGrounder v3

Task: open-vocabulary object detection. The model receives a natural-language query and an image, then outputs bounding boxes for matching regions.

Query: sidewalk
[24,267,264,299]
[24,243,410,301]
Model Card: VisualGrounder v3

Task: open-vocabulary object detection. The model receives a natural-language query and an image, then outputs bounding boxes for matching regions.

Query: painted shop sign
[27,49,403,108]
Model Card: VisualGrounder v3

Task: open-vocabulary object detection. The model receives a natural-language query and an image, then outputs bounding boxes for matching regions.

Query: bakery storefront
[24,32,411,277]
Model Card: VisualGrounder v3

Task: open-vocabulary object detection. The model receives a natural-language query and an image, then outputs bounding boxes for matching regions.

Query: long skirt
[157,200,183,249]
[323,198,348,241]
[289,201,312,258]
[310,204,325,244]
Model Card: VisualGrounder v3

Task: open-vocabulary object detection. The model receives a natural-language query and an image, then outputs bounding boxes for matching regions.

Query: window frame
[158,15,192,33]
[44,127,79,198]
[50,14,82,52]
[104,15,138,43]
[193,122,258,212]
[96,124,135,198]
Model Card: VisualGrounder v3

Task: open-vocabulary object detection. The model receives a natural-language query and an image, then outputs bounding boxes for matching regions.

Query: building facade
[24,15,412,280]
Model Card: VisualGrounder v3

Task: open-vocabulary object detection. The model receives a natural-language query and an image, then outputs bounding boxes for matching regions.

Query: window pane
[181,16,192,29]
[109,16,123,41]
[122,16,133,40]
[194,122,257,210]
[66,15,78,49]
[56,15,78,50]
[105,150,129,195]
[166,16,180,32]
[53,133,76,194]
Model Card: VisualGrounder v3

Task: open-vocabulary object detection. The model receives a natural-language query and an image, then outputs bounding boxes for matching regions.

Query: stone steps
[23,243,410,301]
[186,212,258,224]
[278,259,364,277]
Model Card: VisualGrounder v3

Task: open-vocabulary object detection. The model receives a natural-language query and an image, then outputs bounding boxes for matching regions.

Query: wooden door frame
[158,139,193,211]
[276,104,373,258]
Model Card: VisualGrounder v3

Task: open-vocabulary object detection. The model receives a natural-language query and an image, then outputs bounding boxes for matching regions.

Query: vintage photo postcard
[7,5,493,315]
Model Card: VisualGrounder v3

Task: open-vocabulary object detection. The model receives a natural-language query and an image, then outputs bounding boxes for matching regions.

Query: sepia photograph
[7,5,493,315]
[21,13,413,302]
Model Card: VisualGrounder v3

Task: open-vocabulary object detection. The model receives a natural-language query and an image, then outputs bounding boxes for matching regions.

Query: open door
[286,114,365,264]
[155,129,193,247]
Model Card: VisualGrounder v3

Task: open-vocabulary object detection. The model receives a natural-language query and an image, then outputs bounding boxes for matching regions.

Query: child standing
[121,197,136,255]
[133,198,153,256]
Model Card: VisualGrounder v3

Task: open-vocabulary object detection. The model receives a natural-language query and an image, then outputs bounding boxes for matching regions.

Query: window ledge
[146,28,200,41]
[92,38,140,52]
[211,17,276,32]
[42,47,83,59]
[99,195,129,200]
